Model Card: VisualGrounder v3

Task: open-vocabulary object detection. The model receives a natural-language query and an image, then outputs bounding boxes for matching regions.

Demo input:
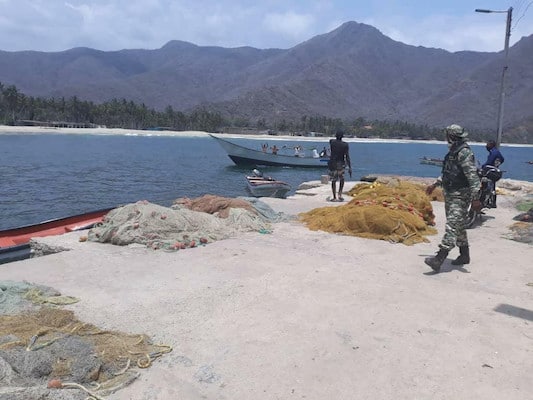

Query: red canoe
[0,208,113,264]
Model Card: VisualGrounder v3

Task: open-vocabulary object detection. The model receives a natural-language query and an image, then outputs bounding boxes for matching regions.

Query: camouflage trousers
[439,192,470,251]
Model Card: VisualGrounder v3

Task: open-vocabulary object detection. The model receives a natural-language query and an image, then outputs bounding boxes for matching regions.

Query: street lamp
[475,7,513,148]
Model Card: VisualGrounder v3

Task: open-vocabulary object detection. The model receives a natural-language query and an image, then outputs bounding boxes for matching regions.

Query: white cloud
[0,1,531,52]
[64,2,95,21]
[263,12,315,40]
[365,12,530,52]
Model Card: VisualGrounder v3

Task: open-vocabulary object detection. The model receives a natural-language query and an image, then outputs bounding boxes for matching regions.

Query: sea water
[1,133,531,230]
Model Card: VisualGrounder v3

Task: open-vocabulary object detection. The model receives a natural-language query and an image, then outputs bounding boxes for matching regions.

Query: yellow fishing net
[300,180,438,245]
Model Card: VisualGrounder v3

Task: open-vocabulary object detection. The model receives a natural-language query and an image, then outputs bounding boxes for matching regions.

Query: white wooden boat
[245,170,291,198]
[210,134,329,168]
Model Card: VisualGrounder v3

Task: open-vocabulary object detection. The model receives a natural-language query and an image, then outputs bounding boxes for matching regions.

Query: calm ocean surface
[1,132,532,230]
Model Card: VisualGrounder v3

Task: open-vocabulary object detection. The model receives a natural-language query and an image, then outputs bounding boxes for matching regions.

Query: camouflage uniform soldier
[425,124,482,272]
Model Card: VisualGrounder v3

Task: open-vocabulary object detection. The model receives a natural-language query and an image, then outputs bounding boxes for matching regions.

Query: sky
[0,1,532,53]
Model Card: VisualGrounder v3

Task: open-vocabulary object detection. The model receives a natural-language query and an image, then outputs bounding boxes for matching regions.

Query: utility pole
[475,7,513,148]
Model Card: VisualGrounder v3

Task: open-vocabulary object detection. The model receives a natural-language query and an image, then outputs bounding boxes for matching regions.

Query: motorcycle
[466,165,503,228]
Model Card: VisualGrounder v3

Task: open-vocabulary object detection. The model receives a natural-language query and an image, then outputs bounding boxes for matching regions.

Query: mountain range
[0,21,531,142]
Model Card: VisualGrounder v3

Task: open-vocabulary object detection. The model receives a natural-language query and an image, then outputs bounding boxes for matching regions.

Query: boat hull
[246,175,291,198]
[211,134,329,168]
[0,208,113,264]
[246,181,291,198]
[420,157,443,167]
[0,244,31,265]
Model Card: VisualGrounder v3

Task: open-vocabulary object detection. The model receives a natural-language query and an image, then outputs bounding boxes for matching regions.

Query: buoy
[47,379,63,389]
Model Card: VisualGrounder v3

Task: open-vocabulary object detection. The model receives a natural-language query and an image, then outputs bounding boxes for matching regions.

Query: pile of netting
[505,221,533,244]
[0,281,171,400]
[88,195,278,250]
[504,207,533,244]
[300,179,438,245]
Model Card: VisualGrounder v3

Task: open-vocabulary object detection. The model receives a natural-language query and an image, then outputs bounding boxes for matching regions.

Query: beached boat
[420,156,443,167]
[210,134,329,168]
[0,208,113,264]
[245,170,291,198]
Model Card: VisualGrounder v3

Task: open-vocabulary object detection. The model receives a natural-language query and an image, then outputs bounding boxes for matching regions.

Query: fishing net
[240,197,292,222]
[516,201,533,213]
[505,207,533,244]
[361,175,444,202]
[504,221,533,244]
[173,194,257,218]
[300,179,437,245]
[0,281,170,400]
[87,197,272,250]
[513,207,533,222]
[347,180,438,225]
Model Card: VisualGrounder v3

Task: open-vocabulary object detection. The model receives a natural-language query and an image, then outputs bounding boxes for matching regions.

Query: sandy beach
[3,125,533,147]
[1,178,532,400]
[0,125,211,138]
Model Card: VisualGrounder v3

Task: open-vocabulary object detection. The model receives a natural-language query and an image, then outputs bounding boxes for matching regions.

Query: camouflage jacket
[439,141,481,199]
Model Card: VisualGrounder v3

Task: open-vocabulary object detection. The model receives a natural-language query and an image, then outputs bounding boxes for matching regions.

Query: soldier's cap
[445,124,468,138]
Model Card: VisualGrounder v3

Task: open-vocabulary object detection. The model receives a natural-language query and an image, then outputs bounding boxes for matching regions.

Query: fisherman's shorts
[328,162,345,182]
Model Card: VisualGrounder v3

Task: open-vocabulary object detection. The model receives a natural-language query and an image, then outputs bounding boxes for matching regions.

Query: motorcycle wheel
[466,206,478,229]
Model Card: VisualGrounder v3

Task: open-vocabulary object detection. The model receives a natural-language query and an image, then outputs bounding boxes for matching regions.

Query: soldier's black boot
[451,246,470,265]
[424,248,449,272]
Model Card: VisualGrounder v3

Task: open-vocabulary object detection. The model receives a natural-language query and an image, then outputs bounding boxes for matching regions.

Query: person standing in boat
[271,145,279,155]
[294,146,304,157]
[328,131,352,201]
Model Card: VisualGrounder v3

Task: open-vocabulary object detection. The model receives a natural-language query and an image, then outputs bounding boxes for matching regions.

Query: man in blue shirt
[481,140,504,208]
[482,140,504,168]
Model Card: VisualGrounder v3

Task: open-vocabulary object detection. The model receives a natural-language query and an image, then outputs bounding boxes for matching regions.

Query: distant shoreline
[1,125,532,148]
[0,125,209,138]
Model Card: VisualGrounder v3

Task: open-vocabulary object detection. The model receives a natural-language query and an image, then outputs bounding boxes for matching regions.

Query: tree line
[0,82,225,132]
[0,82,469,141]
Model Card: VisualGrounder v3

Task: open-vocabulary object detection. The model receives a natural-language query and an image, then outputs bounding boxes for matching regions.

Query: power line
[512,0,533,30]
[513,0,527,12]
